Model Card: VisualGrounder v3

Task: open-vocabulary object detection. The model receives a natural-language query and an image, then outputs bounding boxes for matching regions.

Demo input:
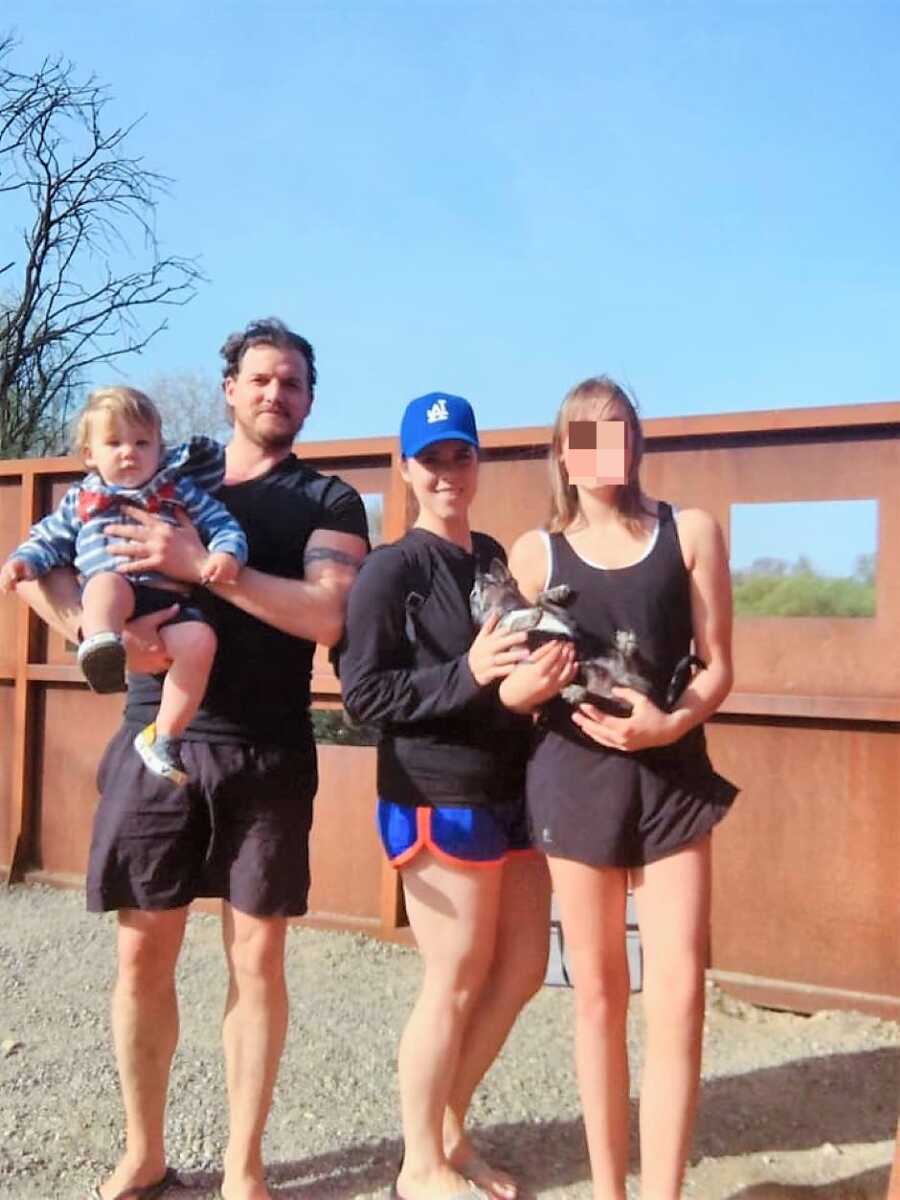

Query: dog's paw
[539,584,573,606]
[501,607,543,632]
[614,629,638,656]
[560,683,588,706]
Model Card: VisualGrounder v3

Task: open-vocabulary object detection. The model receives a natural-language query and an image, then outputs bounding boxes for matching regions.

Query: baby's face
[564,419,628,486]
[83,412,161,488]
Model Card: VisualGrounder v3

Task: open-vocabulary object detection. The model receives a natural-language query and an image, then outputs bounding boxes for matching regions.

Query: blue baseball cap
[400,392,479,458]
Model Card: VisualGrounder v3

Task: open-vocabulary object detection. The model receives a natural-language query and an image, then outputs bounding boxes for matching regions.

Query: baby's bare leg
[156,621,217,736]
[81,571,136,639]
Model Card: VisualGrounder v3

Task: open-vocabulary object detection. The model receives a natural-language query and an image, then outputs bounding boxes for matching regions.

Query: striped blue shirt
[7,439,246,588]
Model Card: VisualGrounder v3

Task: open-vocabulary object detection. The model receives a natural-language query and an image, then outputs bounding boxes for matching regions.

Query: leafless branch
[0,33,203,458]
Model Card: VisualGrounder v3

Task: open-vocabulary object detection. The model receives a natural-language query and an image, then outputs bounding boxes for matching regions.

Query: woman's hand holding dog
[499,639,576,713]
[572,687,682,751]
[468,609,530,685]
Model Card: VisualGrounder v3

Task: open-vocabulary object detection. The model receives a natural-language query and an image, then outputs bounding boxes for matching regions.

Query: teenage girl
[508,377,737,1200]
[340,392,574,1200]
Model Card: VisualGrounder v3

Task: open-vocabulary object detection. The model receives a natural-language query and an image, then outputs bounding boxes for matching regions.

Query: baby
[0,386,248,785]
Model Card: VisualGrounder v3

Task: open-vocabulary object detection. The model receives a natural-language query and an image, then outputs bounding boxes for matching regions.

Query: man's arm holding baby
[107,507,367,648]
[16,570,175,673]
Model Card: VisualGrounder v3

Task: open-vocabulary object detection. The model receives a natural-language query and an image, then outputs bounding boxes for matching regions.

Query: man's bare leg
[98,907,188,1200]
[220,904,289,1200]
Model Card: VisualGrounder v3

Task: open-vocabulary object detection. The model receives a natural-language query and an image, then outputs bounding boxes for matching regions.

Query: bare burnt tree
[0,35,202,458]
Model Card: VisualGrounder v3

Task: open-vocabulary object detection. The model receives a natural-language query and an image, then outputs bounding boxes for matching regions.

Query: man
[19,318,369,1200]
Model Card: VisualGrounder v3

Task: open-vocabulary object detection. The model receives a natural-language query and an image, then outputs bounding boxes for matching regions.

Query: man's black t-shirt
[125,443,368,751]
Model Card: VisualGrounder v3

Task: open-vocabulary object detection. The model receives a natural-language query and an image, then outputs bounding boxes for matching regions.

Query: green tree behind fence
[732,553,875,617]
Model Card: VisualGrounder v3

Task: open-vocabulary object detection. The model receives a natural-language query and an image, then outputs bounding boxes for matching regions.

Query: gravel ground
[1,884,897,1200]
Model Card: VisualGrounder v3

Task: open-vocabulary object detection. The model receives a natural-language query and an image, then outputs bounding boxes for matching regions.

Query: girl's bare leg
[80,571,135,638]
[396,849,504,1200]
[548,856,630,1200]
[444,853,551,1198]
[630,837,711,1200]
[157,621,217,736]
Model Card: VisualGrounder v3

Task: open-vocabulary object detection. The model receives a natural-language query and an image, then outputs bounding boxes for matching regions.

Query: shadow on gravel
[175,1135,403,1198]
[725,1164,890,1199]
[173,1048,897,1197]
[693,1048,898,1159]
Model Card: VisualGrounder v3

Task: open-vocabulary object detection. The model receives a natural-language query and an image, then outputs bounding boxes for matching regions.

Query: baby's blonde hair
[73,387,162,456]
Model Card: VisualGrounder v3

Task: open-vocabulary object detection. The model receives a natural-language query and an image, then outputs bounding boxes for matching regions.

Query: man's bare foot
[395,1158,488,1199]
[95,1156,174,1200]
[447,1138,517,1200]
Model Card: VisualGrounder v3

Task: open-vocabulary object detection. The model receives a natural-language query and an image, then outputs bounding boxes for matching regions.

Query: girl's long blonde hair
[547,376,648,534]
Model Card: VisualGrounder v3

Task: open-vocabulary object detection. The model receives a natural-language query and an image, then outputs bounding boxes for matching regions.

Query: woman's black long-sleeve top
[339,527,532,809]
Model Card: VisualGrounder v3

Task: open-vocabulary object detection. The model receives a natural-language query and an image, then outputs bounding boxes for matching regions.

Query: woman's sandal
[90,1165,178,1199]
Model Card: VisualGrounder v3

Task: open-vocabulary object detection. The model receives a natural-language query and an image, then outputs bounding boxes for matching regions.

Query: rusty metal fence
[1,402,898,1016]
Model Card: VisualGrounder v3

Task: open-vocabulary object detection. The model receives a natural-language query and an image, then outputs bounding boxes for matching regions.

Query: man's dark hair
[219,318,317,391]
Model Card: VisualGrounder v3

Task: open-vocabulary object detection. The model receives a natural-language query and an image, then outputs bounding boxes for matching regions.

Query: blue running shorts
[377,798,536,869]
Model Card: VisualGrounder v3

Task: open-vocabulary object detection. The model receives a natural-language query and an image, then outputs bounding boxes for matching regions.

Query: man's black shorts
[86,726,317,917]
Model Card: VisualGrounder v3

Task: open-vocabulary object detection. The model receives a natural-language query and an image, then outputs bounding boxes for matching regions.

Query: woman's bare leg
[630,837,711,1200]
[548,856,630,1200]
[396,850,504,1199]
[444,853,551,1197]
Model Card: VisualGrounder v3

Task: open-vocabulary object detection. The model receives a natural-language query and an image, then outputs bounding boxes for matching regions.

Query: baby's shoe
[134,723,188,786]
[77,631,126,693]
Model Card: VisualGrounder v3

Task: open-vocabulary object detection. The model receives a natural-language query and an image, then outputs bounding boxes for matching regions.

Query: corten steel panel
[0,478,23,679]
[643,436,900,703]
[0,685,13,864]
[35,687,122,876]
[470,451,551,551]
[306,744,381,921]
[707,720,900,1000]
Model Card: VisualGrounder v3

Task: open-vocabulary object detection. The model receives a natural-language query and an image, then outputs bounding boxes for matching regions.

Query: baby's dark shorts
[86,725,317,917]
[130,581,208,627]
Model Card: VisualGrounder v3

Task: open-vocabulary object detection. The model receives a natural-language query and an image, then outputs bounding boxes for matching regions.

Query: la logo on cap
[426,398,450,424]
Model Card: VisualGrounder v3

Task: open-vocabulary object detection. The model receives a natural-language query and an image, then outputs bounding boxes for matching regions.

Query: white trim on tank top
[539,513,669,585]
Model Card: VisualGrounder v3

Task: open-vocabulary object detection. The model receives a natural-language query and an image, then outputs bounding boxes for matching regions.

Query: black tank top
[547,502,692,712]
[526,502,738,867]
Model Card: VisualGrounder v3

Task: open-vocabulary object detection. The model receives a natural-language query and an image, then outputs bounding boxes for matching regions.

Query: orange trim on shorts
[388,807,506,872]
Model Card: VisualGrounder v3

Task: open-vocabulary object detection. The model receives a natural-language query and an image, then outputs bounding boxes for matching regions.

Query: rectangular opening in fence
[730,499,877,617]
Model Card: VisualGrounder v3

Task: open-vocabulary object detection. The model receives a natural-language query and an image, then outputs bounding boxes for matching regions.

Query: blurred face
[83,412,161,488]
[400,439,478,522]
[564,411,631,486]
[224,343,312,451]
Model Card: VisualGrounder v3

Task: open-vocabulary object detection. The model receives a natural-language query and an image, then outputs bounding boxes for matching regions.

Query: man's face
[564,419,628,486]
[224,343,313,451]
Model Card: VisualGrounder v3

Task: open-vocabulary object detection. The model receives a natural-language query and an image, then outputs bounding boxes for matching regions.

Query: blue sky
[730,500,878,577]
[4,2,899,442]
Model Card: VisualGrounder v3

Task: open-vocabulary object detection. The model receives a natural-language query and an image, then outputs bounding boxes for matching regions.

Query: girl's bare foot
[447,1137,517,1199]
[395,1158,489,1199]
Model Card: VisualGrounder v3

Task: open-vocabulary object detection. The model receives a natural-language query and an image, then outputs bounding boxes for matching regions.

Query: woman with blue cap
[341,393,574,1200]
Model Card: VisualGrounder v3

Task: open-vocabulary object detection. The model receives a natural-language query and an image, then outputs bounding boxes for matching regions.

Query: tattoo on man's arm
[303,546,362,569]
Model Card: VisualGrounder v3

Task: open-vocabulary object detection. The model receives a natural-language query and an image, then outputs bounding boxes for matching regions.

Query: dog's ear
[489,557,511,581]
